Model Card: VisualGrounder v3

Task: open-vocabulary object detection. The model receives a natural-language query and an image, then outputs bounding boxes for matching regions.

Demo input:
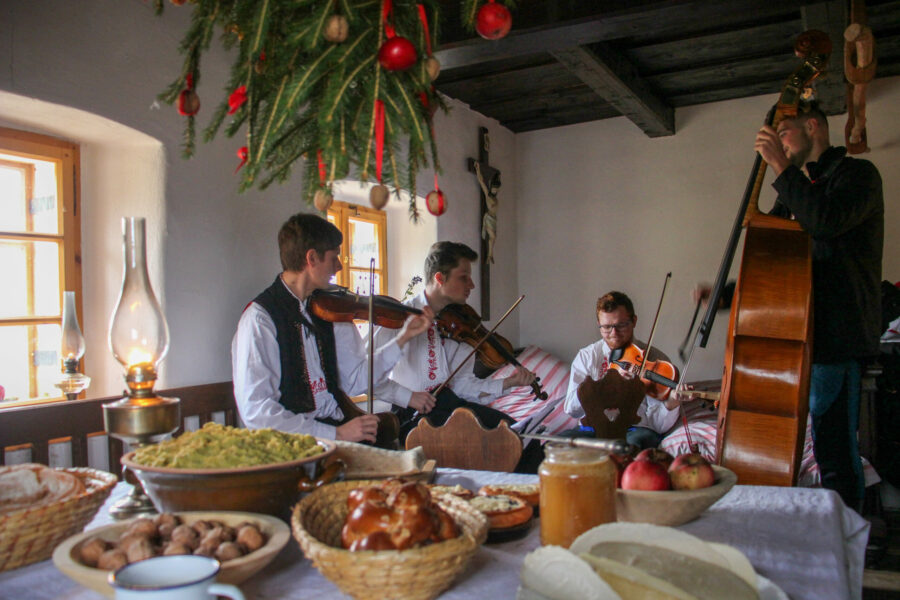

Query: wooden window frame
[326,200,388,294]
[0,127,82,406]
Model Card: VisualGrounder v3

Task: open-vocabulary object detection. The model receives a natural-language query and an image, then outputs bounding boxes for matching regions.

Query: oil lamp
[54,291,91,400]
[103,216,180,518]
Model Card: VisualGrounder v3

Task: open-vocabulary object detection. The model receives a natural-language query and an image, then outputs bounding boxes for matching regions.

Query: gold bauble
[425,56,441,81]
[323,15,349,43]
[369,184,389,210]
[314,189,334,212]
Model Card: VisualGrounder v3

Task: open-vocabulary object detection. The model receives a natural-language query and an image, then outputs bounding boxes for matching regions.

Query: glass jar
[539,442,616,548]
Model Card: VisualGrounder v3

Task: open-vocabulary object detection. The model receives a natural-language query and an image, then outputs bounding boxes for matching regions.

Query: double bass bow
[677,30,829,486]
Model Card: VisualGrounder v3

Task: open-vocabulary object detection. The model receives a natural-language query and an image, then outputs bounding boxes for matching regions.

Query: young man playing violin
[231,213,433,444]
[563,291,684,449]
[371,241,537,443]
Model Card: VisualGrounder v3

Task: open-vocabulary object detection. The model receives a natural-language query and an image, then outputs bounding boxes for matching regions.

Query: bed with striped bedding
[487,345,879,488]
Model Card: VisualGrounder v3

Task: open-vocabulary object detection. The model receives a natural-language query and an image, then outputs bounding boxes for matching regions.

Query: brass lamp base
[103,391,180,520]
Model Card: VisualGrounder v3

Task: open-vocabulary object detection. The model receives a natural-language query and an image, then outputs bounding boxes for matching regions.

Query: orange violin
[608,343,679,400]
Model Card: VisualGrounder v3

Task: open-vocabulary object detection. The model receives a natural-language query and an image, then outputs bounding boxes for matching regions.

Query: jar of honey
[538,442,616,548]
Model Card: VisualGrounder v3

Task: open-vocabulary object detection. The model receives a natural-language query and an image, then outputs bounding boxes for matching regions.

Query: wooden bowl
[121,439,337,518]
[615,465,737,526]
[52,511,290,598]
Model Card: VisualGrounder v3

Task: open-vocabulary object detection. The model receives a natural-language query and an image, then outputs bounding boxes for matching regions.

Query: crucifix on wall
[467,126,500,320]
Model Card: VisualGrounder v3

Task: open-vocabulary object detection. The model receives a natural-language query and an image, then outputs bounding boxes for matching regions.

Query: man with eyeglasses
[562,291,683,449]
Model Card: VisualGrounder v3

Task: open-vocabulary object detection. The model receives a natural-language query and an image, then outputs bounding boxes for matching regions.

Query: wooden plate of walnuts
[52,511,290,598]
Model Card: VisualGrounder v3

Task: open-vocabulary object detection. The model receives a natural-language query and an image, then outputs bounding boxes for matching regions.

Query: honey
[538,442,616,548]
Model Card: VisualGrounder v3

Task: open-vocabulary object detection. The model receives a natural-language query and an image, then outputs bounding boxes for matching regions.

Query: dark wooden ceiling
[433,0,900,134]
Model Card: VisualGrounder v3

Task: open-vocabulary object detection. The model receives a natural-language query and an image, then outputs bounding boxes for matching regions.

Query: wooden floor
[863,499,900,599]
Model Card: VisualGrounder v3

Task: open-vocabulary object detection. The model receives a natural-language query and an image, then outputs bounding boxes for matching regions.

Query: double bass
[681,31,830,486]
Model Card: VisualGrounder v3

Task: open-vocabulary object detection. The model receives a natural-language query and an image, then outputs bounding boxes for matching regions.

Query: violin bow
[431,295,524,398]
[637,272,671,381]
[367,258,375,414]
[640,272,699,453]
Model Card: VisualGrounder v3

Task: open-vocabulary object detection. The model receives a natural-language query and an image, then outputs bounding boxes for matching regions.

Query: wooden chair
[404,407,522,472]
[0,382,237,473]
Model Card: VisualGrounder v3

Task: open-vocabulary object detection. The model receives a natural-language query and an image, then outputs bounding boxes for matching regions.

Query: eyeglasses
[599,321,632,332]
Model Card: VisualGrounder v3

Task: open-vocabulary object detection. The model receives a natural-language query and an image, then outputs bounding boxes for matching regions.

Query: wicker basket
[292,480,488,600]
[0,467,117,572]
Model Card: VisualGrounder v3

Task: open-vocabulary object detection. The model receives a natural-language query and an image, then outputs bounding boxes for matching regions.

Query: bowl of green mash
[122,423,338,518]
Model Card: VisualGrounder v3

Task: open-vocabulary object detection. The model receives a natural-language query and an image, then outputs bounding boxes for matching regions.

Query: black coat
[770,146,884,363]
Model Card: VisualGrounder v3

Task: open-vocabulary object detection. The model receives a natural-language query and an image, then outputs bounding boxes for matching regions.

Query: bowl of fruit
[614,449,737,526]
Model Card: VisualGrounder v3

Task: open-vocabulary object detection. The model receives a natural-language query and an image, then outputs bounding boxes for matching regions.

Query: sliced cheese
[706,542,758,590]
[520,546,622,600]
[580,554,699,600]
[570,523,730,571]
[586,541,759,600]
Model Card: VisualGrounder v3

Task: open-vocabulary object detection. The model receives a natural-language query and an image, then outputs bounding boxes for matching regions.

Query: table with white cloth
[0,469,869,600]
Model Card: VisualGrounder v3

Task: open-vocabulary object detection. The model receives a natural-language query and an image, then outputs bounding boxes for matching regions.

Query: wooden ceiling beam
[551,44,675,137]
[801,0,848,115]
[435,0,827,70]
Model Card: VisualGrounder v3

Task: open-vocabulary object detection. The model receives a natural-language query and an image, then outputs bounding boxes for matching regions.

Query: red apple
[621,459,671,491]
[634,448,674,470]
[609,453,633,488]
[668,452,716,490]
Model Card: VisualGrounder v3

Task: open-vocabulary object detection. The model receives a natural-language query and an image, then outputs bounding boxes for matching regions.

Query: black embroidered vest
[252,277,345,416]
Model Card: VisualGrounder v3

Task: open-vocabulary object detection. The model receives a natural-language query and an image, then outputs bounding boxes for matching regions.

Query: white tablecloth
[0,470,869,600]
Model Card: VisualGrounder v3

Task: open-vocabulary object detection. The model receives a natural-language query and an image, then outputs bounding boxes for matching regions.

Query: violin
[608,343,678,401]
[308,287,423,329]
[436,303,549,400]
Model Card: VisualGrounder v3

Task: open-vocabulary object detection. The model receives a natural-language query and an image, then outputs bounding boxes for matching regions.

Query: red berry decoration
[426,190,446,216]
[475,0,512,40]
[378,36,417,71]
[177,88,200,116]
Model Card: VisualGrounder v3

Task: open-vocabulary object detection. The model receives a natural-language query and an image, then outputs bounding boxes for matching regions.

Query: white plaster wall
[419,99,520,341]
[516,77,900,381]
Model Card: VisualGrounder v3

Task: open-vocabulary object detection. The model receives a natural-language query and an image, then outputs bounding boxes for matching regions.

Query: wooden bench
[0,382,237,474]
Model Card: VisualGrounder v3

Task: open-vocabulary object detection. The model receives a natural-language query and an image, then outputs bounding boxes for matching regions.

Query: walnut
[214,541,243,562]
[124,536,155,563]
[154,513,181,538]
[170,524,199,549]
[78,537,110,567]
[126,517,158,539]
[96,549,128,571]
[236,524,265,552]
[162,541,192,556]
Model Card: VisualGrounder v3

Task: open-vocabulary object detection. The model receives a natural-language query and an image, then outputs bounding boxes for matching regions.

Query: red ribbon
[228,85,247,114]
[382,0,392,22]
[434,173,440,192]
[417,4,432,56]
[235,146,248,173]
[374,100,385,183]
[185,73,194,90]
[316,149,327,186]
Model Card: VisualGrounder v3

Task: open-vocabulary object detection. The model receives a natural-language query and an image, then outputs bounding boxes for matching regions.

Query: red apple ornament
[378,36,417,71]
[426,190,446,216]
[476,0,512,40]
[621,459,671,491]
[668,452,716,490]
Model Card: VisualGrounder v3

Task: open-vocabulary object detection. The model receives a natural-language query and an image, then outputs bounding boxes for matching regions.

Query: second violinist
[371,242,539,459]
[563,291,687,450]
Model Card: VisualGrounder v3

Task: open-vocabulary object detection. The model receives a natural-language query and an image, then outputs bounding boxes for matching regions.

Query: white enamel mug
[108,555,245,600]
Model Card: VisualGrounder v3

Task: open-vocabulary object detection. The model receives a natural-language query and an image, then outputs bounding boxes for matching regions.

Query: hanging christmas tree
[156,0,513,218]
